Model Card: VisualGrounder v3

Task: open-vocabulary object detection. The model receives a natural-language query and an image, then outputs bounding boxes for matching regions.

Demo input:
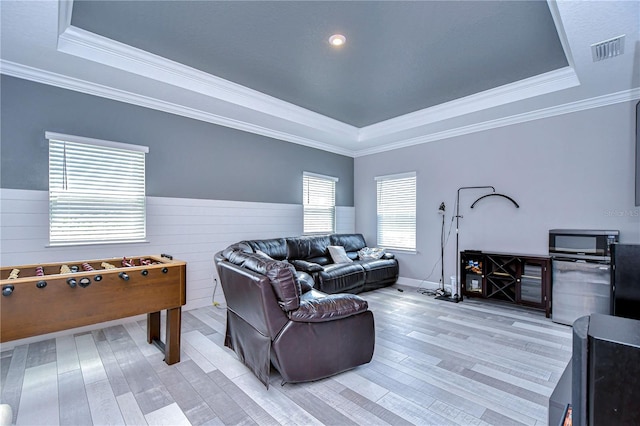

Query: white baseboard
[396,276,440,290]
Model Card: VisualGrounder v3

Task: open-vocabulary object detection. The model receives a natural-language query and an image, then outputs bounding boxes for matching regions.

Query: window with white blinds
[376,172,417,251]
[47,132,148,246]
[303,172,337,234]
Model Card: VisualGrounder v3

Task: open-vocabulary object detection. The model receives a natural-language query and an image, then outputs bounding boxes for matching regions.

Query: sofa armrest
[288,294,368,323]
[290,259,324,273]
[382,253,395,260]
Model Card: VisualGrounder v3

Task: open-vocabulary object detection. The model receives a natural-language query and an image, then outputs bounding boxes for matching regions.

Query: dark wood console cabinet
[461,250,551,317]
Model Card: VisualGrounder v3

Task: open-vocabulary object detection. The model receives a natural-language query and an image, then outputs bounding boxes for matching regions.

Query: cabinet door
[461,252,484,297]
[519,259,546,308]
[485,254,518,303]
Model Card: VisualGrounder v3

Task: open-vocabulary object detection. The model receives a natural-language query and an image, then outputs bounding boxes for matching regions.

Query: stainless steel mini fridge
[551,259,611,326]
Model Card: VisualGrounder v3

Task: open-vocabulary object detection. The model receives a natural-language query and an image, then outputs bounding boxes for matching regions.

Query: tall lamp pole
[455,186,495,302]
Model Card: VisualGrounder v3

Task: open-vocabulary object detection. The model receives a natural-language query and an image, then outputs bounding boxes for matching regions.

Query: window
[376,172,416,251]
[47,132,148,246]
[303,172,337,234]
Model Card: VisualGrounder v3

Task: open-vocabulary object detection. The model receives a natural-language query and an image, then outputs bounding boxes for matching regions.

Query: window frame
[47,131,149,247]
[375,171,417,252]
[303,171,338,235]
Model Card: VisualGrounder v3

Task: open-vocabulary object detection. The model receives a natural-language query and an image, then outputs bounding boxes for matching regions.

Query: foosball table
[0,255,186,365]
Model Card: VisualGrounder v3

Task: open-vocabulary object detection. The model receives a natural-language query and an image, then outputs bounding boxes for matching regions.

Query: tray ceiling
[70,1,568,128]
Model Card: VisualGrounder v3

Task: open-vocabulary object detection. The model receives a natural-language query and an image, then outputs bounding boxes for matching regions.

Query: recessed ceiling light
[329,34,346,47]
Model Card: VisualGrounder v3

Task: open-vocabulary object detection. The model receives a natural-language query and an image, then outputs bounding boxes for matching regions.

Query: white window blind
[47,132,148,246]
[376,172,416,251]
[303,172,337,234]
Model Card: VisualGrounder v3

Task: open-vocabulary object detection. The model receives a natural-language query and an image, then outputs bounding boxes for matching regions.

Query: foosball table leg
[165,307,182,365]
[147,309,181,365]
[147,311,161,345]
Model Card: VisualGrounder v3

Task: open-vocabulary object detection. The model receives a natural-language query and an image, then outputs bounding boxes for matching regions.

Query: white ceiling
[1,1,639,157]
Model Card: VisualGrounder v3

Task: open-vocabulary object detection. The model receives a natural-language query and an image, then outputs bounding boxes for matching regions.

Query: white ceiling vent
[591,35,625,62]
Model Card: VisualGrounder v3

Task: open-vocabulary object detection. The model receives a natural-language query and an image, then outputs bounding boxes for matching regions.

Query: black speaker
[587,314,640,425]
[611,243,640,320]
[571,316,590,426]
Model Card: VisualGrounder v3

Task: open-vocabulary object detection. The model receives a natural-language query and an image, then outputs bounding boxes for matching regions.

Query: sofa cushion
[266,263,301,312]
[295,271,315,293]
[222,243,252,260]
[286,235,330,261]
[328,246,353,264]
[306,256,332,266]
[243,238,288,260]
[225,249,255,266]
[317,263,365,294]
[288,294,368,322]
[355,258,399,284]
[330,234,367,253]
[290,259,324,273]
[241,254,301,311]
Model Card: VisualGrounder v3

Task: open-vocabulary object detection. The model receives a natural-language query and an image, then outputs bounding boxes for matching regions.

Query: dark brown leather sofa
[234,233,399,294]
[214,247,375,387]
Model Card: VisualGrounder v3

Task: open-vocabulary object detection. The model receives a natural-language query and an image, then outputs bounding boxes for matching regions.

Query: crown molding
[353,87,640,157]
[359,66,580,141]
[3,59,637,160]
[57,25,358,141]
[0,60,354,156]
[546,0,576,71]
[57,0,73,36]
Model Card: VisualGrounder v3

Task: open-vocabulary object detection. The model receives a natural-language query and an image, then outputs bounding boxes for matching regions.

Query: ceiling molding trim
[0,60,354,157]
[358,66,580,141]
[354,88,640,157]
[57,0,74,36]
[4,58,637,160]
[57,25,359,140]
[546,0,576,70]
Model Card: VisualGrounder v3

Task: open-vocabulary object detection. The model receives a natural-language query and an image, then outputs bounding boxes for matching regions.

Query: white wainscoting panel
[335,206,355,234]
[0,188,355,348]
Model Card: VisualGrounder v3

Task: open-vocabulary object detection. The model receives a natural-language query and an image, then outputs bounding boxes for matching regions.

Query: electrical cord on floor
[416,202,456,297]
[211,277,226,310]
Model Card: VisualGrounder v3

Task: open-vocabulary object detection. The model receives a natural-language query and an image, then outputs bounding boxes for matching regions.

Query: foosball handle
[161,253,173,260]
[119,272,130,281]
[67,278,77,288]
[2,285,14,296]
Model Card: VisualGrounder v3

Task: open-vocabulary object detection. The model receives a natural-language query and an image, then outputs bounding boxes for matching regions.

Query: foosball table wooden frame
[0,255,186,365]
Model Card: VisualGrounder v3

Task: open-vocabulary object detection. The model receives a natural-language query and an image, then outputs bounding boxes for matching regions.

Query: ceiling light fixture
[329,34,346,47]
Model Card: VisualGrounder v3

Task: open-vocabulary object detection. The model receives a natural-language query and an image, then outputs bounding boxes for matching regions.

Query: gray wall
[355,101,640,283]
[0,75,354,206]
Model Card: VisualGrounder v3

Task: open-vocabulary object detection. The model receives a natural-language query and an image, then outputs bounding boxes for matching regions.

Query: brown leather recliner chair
[214,247,375,388]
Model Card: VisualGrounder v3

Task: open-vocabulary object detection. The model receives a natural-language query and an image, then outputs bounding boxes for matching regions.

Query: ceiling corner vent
[591,35,625,62]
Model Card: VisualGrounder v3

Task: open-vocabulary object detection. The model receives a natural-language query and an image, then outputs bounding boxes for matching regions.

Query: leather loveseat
[214,247,375,387]
[231,233,399,294]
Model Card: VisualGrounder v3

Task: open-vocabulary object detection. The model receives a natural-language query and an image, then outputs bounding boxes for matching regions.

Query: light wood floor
[0,285,572,425]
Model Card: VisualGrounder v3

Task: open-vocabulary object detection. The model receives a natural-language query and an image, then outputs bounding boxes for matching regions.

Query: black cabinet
[461,251,551,317]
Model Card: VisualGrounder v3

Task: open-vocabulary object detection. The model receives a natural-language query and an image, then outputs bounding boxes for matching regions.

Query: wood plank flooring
[0,285,572,425]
